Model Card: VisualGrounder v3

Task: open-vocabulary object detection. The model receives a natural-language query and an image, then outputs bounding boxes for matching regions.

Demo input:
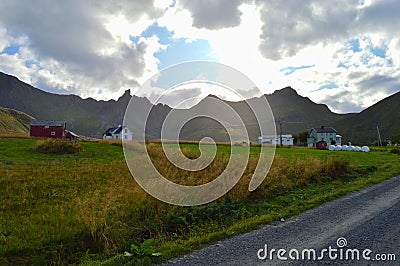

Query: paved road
[163,175,399,265]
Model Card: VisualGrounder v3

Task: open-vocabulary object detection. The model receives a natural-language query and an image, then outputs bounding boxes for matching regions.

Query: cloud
[0,0,163,98]
[180,0,244,29]
[357,0,400,34]
[356,75,400,96]
[321,93,364,113]
[0,0,398,114]
[256,0,358,60]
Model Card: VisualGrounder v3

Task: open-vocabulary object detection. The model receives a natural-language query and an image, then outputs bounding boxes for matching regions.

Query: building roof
[313,126,336,133]
[113,126,123,134]
[30,120,66,126]
[66,130,79,137]
[259,134,293,139]
[104,127,117,136]
[104,125,132,136]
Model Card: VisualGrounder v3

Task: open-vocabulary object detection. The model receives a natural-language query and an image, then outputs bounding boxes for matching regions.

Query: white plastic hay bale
[342,145,348,151]
[347,145,354,151]
[361,146,370,152]
[335,145,342,151]
[354,146,362,152]
[328,145,335,151]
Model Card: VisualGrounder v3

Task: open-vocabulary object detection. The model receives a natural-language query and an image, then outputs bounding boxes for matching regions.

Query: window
[124,135,127,139]
[51,131,55,136]
[125,129,127,133]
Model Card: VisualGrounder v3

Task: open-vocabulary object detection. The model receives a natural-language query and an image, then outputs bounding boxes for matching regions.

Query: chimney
[321,125,325,129]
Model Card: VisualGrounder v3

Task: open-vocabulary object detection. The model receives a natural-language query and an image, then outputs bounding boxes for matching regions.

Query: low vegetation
[390,147,400,155]
[34,139,82,154]
[0,139,399,265]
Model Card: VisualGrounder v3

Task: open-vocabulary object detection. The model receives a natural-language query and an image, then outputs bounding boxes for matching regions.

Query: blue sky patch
[318,82,339,90]
[130,23,173,45]
[337,62,349,69]
[280,64,315,75]
[371,47,386,58]
[155,39,216,70]
[130,23,216,70]
[348,39,361,52]
[24,60,41,69]
[2,45,19,55]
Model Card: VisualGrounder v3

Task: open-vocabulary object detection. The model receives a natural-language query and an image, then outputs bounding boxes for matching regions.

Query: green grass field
[0,138,399,265]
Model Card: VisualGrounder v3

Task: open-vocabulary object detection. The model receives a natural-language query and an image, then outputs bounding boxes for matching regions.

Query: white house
[103,125,133,140]
[258,134,294,146]
[307,126,342,147]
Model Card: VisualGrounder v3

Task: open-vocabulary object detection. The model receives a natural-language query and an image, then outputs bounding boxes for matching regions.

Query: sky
[0,0,399,113]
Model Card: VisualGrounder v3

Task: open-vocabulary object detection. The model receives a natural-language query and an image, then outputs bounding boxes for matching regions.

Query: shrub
[390,148,400,155]
[34,139,82,154]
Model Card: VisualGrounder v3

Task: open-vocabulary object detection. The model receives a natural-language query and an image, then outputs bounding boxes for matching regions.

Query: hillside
[334,91,400,144]
[0,71,399,143]
[174,88,354,142]
[260,87,354,135]
[0,107,34,133]
[0,72,132,137]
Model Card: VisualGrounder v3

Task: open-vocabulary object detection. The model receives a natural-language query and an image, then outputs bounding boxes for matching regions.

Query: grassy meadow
[0,137,399,265]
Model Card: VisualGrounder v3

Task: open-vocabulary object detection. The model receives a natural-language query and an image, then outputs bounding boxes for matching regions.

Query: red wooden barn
[29,120,67,139]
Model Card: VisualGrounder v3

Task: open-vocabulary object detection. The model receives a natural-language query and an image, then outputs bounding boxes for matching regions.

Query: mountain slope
[0,72,132,137]
[334,91,400,144]
[0,71,399,143]
[133,88,355,142]
[262,87,354,134]
[0,107,34,133]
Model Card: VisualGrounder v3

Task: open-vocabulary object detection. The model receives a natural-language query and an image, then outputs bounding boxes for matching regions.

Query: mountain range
[0,71,399,144]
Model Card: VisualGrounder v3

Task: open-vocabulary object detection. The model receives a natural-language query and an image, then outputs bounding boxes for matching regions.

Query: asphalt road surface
[162,175,399,265]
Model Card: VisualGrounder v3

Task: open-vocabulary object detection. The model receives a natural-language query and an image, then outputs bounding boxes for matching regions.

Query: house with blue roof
[103,125,133,140]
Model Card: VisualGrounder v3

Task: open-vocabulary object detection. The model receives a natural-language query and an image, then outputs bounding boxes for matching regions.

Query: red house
[29,120,67,139]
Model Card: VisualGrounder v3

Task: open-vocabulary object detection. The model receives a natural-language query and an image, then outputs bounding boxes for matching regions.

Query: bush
[34,139,82,154]
[390,148,400,155]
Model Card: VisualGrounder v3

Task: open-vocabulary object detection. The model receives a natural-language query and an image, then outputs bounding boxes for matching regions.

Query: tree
[298,131,309,144]
[391,135,400,144]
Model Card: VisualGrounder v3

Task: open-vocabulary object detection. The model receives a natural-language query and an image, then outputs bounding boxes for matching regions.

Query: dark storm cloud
[180,0,244,29]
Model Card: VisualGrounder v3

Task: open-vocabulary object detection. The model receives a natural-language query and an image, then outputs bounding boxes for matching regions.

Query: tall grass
[0,131,29,138]
[1,139,397,265]
[34,139,82,154]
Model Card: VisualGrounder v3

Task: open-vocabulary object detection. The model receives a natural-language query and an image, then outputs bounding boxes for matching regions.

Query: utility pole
[377,125,382,146]
[278,117,283,147]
